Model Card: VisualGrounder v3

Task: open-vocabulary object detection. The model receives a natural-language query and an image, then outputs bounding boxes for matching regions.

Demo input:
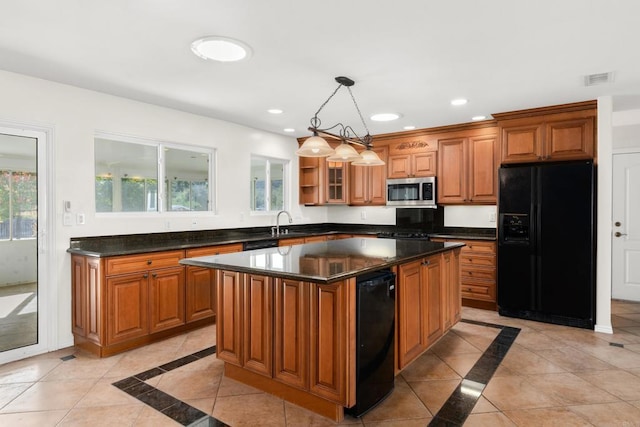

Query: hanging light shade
[352,148,385,166]
[326,142,361,162]
[295,135,334,157]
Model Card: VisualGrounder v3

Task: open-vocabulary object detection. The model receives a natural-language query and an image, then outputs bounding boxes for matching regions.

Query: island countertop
[180,237,464,284]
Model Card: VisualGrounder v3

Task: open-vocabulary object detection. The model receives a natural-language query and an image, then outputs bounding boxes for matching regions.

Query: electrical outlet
[63,213,73,226]
[361,211,367,220]
[489,212,497,222]
[76,213,85,225]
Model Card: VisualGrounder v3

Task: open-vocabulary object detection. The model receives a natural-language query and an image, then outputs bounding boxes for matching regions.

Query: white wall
[0,69,329,350]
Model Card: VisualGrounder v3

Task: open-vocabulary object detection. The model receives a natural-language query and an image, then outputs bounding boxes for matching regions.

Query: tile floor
[2,301,640,426]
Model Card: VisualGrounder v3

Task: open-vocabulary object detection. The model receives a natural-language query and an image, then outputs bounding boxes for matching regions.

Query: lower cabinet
[215,270,354,407]
[72,244,242,357]
[396,249,461,370]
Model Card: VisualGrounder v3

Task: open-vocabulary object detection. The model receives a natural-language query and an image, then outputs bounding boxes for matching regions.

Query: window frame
[250,154,289,214]
[94,132,216,215]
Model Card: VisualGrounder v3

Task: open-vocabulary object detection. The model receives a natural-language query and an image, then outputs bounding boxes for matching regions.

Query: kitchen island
[181,237,463,421]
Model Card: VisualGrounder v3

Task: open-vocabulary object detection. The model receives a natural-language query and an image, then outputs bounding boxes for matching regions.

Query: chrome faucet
[275,210,293,236]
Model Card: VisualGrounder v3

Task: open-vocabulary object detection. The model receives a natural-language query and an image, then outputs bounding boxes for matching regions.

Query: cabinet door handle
[147,260,152,265]
[143,274,148,279]
[152,273,157,278]
[421,260,430,266]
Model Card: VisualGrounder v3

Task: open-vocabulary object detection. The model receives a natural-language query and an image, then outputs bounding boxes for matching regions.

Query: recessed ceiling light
[283,128,295,133]
[267,109,283,114]
[451,98,468,106]
[191,36,252,62]
[471,115,486,121]
[370,113,400,122]
[403,126,416,130]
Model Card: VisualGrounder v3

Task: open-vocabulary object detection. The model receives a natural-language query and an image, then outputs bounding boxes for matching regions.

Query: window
[0,170,37,240]
[250,155,287,212]
[94,134,213,213]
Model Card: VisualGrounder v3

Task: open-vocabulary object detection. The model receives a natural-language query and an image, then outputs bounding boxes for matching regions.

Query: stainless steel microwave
[386,177,436,207]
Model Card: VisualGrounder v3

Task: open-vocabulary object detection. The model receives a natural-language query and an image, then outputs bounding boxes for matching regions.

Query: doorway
[612,152,640,301]
[0,126,50,363]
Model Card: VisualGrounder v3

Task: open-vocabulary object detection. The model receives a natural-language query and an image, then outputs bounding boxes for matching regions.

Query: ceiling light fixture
[283,128,295,132]
[370,113,400,122]
[403,125,416,130]
[268,109,283,114]
[296,76,384,166]
[471,115,486,121]
[191,36,252,62]
[451,98,468,106]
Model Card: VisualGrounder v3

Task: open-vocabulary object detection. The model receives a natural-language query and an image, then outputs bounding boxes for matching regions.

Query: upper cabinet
[494,101,596,164]
[349,146,388,206]
[437,128,498,205]
[386,137,437,178]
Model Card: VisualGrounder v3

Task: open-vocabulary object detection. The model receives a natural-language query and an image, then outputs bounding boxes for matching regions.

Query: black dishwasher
[346,269,396,417]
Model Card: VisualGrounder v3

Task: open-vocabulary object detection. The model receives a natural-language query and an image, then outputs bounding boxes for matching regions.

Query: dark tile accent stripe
[112,345,230,426]
[428,320,521,426]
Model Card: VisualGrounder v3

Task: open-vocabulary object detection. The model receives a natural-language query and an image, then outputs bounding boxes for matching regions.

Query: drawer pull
[143,274,148,279]
[152,273,157,278]
[421,260,430,266]
[147,260,152,265]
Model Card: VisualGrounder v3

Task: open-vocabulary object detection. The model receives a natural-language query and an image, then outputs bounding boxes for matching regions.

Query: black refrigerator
[497,160,596,329]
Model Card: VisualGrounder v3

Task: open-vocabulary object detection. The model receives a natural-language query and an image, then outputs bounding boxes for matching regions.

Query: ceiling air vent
[584,72,614,86]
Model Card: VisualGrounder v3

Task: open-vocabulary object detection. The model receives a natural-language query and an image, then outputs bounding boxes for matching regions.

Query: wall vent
[584,72,614,86]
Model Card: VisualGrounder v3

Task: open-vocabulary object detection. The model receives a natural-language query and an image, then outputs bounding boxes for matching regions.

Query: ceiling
[1,1,639,140]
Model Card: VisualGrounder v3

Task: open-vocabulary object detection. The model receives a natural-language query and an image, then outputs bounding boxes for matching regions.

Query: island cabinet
[216,271,356,420]
[396,248,461,371]
[349,146,388,205]
[494,101,596,164]
[437,130,498,204]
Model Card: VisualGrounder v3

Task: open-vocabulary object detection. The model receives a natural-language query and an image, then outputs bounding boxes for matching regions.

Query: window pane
[251,157,267,211]
[270,162,284,211]
[0,171,10,239]
[11,172,37,239]
[94,138,158,212]
[95,176,113,212]
[165,148,209,212]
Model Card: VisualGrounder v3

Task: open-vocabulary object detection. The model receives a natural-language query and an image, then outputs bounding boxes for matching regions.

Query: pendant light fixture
[296,76,385,166]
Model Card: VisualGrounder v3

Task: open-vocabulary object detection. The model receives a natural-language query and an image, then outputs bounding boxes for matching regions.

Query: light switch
[77,213,86,225]
[63,213,73,226]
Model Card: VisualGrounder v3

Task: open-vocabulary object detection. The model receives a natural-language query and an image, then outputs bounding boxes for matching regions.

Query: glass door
[0,128,47,361]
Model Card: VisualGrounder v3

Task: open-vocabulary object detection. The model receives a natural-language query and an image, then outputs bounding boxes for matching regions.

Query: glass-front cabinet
[325,161,349,204]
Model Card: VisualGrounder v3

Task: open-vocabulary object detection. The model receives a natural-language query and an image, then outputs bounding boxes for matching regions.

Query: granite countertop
[428,227,497,241]
[180,237,464,284]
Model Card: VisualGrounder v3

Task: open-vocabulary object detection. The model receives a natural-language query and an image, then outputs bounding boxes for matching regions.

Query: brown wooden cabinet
[184,243,243,323]
[216,269,243,366]
[386,137,437,179]
[431,238,496,310]
[243,274,273,377]
[325,160,349,204]
[495,102,596,164]
[396,250,458,370]
[72,247,235,357]
[437,132,498,204]
[350,146,388,205]
[299,156,325,206]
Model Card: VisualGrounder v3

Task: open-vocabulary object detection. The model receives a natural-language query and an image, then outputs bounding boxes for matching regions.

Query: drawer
[185,243,243,258]
[461,241,496,255]
[461,282,496,301]
[106,250,185,276]
[461,267,496,281]
[460,254,495,267]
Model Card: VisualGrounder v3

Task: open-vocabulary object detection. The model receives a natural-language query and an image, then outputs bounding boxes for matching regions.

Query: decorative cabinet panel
[149,266,185,333]
[106,273,149,345]
[397,259,426,368]
[274,278,309,389]
[350,146,388,205]
[216,270,243,366]
[243,274,273,377]
[496,102,596,164]
[437,132,498,204]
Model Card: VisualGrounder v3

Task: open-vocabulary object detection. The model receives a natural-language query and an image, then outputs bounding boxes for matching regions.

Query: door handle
[615,232,627,237]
